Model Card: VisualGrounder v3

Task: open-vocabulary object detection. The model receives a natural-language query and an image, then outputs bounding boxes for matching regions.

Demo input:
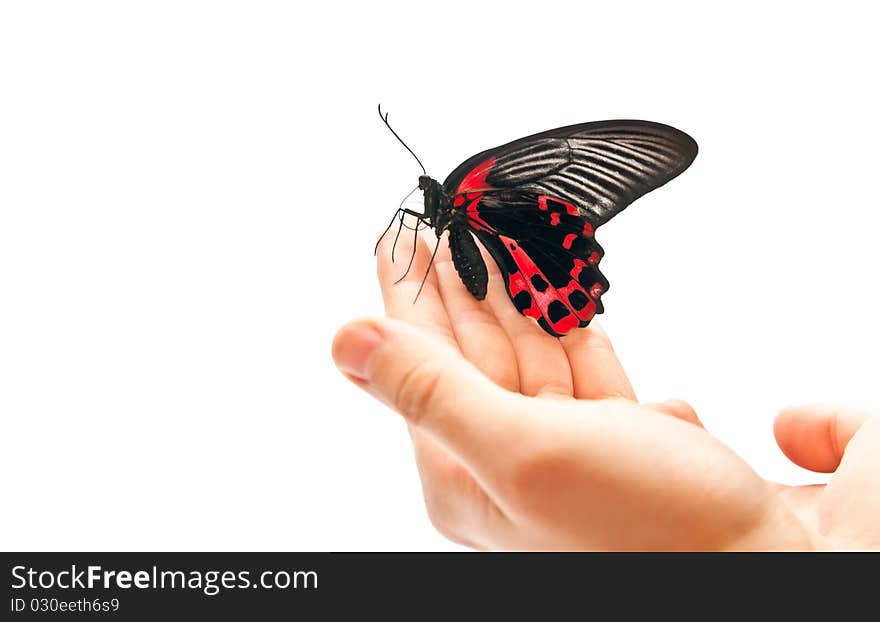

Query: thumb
[332,317,521,471]
[773,404,875,473]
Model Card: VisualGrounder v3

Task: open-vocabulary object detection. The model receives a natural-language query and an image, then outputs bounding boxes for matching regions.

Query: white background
[1,1,877,551]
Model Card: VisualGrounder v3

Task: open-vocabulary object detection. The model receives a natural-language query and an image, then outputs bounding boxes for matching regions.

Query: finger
[774,404,874,472]
[376,224,455,344]
[643,399,703,427]
[432,242,520,392]
[559,320,636,401]
[332,317,527,478]
[375,220,507,544]
[377,228,471,528]
[478,246,574,398]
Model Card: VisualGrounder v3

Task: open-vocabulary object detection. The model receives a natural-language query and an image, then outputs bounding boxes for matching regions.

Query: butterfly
[377,106,698,337]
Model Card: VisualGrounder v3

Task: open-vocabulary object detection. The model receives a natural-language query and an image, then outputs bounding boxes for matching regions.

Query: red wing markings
[538,195,594,237]
[451,156,498,233]
[460,193,592,238]
[451,191,605,336]
[463,192,492,232]
[497,234,597,336]
[538,194,579,216]
[455,156,496,194]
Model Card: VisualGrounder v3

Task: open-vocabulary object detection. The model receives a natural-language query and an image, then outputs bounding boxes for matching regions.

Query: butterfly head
[418,175,448,232]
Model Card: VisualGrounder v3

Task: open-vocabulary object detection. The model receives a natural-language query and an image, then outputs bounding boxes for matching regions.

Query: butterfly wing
[442,120,697,336]
[468,192,608,336]
[444,119,698,225]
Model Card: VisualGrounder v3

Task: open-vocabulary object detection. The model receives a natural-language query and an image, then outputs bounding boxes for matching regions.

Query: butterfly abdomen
[448,226,488,300]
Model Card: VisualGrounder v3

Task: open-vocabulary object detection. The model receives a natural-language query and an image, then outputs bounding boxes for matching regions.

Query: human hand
[332,231,880,550]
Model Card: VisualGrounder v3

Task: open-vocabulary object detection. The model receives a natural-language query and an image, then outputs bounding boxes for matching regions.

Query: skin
[332,230,880,550]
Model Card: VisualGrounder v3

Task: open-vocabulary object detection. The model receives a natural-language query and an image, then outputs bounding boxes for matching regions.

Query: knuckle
[394,359,444,423]
[432,256,456,273]
[583,328,614,353]
[534,383,574,399]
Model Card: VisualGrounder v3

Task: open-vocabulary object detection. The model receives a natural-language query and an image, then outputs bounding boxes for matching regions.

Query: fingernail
[333,321,385,381]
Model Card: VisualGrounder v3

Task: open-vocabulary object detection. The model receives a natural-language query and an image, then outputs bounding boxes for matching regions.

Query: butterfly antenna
[413,235,442,304]
[378,104,427,175]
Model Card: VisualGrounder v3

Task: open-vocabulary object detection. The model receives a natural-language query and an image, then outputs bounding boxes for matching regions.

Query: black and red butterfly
[378,106,698,337]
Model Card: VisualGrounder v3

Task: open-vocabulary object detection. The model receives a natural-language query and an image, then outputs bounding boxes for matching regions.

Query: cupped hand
[333,230,880,550]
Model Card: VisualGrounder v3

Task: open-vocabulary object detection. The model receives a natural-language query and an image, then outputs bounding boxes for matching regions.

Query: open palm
[333,229,880,550]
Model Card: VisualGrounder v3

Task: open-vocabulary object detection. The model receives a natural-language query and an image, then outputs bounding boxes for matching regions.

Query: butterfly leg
[390,208,432,283]
[390,210,407,263]
[375,209,403,256]
[375,207,430,260]
[394,214,423,284]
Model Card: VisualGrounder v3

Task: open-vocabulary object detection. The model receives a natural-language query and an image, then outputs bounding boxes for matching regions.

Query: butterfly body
[389,119,698,337]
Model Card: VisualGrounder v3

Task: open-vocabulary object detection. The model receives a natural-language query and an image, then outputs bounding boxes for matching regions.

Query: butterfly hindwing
[468,192,607,336]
